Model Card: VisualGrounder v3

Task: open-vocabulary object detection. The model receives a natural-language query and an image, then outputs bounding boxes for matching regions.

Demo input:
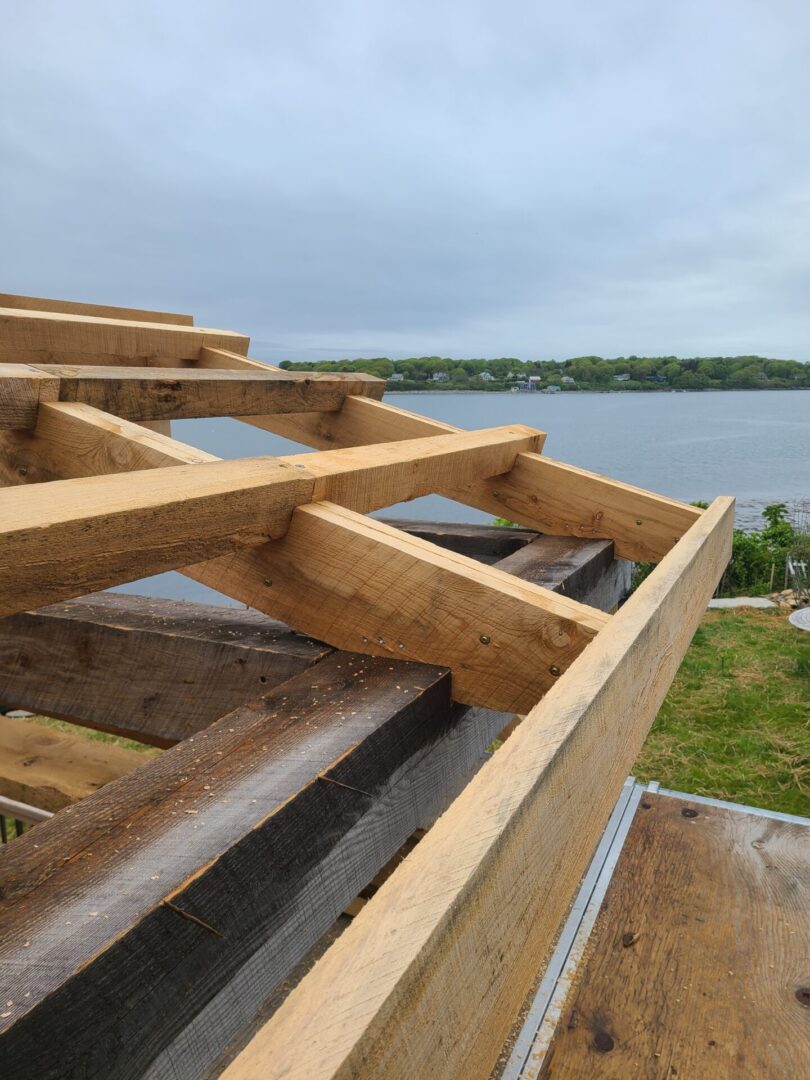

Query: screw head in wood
[549,664,561,676]
[479,634,491,645]
[264,579,273,587]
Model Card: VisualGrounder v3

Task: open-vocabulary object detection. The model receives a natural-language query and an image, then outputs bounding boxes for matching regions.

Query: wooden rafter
[0,307,248,365]
[0,363,385,426]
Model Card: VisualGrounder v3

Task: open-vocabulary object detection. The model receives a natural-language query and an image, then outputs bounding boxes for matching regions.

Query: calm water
[116,390,809,605]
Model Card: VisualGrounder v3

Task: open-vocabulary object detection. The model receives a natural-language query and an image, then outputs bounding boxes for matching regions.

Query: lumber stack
[0,292,733,1080]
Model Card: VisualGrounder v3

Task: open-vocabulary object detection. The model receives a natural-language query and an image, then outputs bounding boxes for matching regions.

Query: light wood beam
[197,352,700,561]
[0,421,543,619]
[186,503,608,712]
[0,714,153,811]
[0,307,248,366]
[0,292,194,325]
[0,458,314,616]
[0,365,385,425]
[220,496,734,1080]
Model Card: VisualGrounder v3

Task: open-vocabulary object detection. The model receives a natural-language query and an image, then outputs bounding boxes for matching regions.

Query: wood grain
[4,364,385,421]
[0,292,194,325]
[219,496,734,1080]
[0,457,315,615]
[0,306,248,365]
[0,714,152,811]
[0,655,452,1080]
[0,594,331,745]
[0,364,59,429]
[186,503,609,712]
[539,792,810,1079]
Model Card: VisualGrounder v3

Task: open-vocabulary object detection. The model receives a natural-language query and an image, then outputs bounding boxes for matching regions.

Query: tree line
[278,354,809,391]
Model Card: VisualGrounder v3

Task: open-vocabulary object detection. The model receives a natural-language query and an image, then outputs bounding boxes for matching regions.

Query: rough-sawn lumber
[220,495,734,1080]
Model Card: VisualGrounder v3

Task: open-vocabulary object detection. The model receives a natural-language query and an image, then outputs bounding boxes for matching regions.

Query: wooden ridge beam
[0,292,194,326]
[0,307,248,366]
[187,503,609,712]
[0,364,385,426]
[0,714,152,811]
[0,655,458,1080]
[198,355,699,562]
[221,496,735,1080]
[0,421,542,618]
[0,595,332,746]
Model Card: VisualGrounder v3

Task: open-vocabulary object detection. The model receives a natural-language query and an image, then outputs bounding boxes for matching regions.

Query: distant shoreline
[385,386,810,395]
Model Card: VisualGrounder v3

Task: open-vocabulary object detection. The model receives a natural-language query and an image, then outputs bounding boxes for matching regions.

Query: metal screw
[549,664,561,676]
[18,467,28,476]
[479,634,491,645]
[264,579,272,587]
[635,518,643,525]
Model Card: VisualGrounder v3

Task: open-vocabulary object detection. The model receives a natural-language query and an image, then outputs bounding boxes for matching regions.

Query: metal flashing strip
[502,779,810,1078]
[654,785,810,827]
[501,776,642,1080]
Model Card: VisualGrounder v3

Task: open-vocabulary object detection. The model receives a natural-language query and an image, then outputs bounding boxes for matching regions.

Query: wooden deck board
[537,792,810,1079]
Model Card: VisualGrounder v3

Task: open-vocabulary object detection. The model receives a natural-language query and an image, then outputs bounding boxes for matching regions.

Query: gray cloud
[2,0,809,359]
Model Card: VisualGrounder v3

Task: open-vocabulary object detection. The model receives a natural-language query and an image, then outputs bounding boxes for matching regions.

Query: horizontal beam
[0,364,385,426]
[186,503,609,712]
[222,496,735,1080]
[0,307,248,365]
[0,594,332,745]
[0,654,455,1079]
[0,292,194,326]
[0,423,542,616]
[0,714,151,811]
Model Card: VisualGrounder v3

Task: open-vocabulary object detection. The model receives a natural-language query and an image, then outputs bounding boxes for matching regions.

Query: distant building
[514,380,537,392]
[432,371,450,382]
[479,371,495,381]
[528,375,543,383]
[561,375,576,384]
[542,384,561,394]
[388,372,404,382]
[757,371,768,381]
[613,373,632,382]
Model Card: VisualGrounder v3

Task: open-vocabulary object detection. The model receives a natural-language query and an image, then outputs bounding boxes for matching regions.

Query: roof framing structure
[0,293,733,1079]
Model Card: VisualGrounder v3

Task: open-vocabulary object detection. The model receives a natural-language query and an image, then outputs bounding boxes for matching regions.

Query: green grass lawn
[634,607,809,816]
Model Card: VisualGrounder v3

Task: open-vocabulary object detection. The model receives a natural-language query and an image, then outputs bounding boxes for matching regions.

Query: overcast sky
[2,1,810,361]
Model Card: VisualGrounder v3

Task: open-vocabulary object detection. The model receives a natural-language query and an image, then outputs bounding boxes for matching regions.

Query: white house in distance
[432,371,450,382]
[479,371,495,382]
[561,375,576,385]
[613,372,632,382]
[388,372,404,382]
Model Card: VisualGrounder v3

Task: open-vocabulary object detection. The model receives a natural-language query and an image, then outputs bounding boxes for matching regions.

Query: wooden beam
[0,365,385,426]
[0,655,455,1079]
[0,457,314,616]
[0,307,248,365]
[196,358,699,562]
[0,292,194,325]
[220,496,734,1080]
[0,364,59,429]
[0,423,542,617]
[0,714,153,811]
[186,504,609,712]
[0,595,332,746]
[4,400,216,484]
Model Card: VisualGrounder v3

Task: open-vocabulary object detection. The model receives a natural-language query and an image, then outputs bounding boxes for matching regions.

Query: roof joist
[0,363,385,426]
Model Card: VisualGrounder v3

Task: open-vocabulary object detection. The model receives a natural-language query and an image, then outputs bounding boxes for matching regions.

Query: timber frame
[0,293,734,1080]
